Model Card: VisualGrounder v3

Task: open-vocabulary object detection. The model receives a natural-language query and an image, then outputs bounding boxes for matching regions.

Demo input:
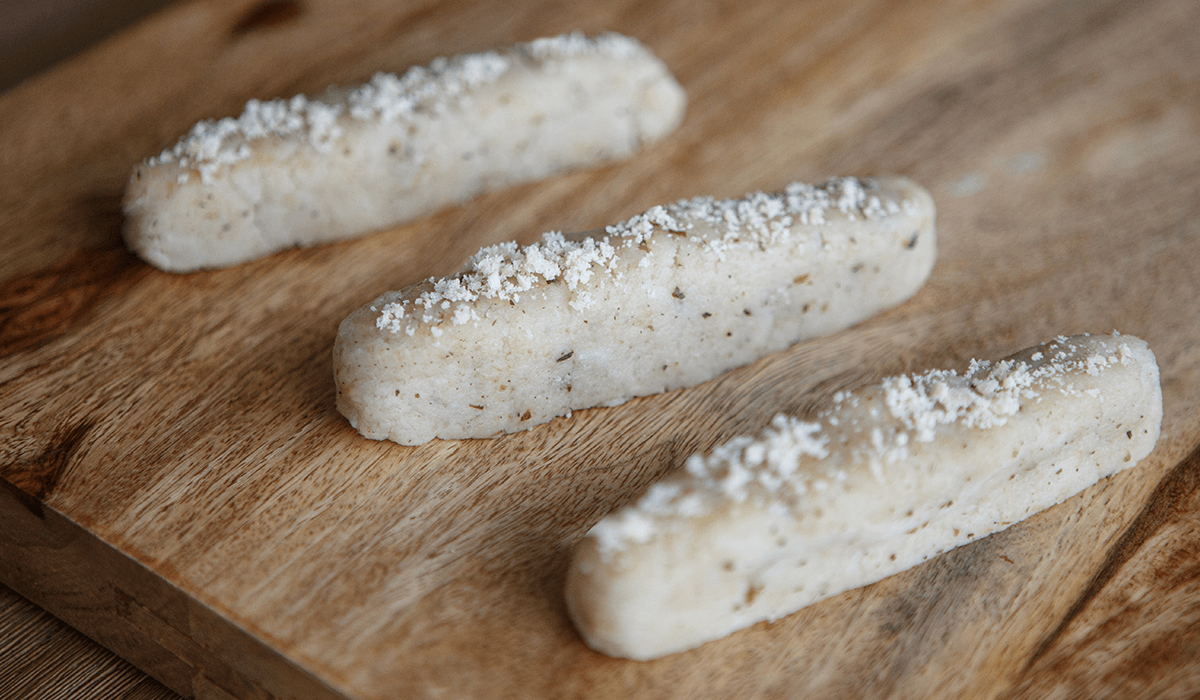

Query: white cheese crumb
[376,177,898,334]
[148,32,649,184]
[591,339,1127,552]
[524,31,645,61]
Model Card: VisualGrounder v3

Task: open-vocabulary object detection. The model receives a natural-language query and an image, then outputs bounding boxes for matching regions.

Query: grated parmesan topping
[523,31,645,60]
[874,335,1131,449]
[374,177,908,336]
[603,177,897,244]
[148,32,653,184]
[588,335,1136,553]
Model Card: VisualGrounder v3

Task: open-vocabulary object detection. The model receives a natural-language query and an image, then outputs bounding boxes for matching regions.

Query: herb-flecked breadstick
[566,334,1161,659]
[333,176,937,445]
[123,33,686,271]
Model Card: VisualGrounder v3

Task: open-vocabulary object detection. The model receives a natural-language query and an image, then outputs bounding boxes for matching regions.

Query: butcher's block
[3,0,1200,698]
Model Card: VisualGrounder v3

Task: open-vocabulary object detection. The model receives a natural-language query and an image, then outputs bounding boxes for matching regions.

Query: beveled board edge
[0,476,348,700]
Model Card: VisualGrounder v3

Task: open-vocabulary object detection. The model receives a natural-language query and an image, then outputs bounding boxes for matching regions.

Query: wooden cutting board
[3,0,1200,697]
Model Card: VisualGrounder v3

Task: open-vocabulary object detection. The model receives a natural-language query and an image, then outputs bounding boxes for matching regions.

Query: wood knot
[231,0,303,35]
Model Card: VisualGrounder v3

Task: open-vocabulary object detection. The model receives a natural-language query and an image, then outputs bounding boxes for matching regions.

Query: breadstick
[565,333,1162,660]
[333,175,937,445]
[123,32,686,272]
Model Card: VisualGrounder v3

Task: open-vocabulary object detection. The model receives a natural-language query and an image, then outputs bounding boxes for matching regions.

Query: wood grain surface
[2,0,1200,698]
[0,583,178,700]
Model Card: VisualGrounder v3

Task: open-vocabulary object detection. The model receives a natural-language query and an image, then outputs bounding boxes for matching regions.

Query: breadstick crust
[123,32,686,272]
[565,334,1162,660]
[333,176,937,445]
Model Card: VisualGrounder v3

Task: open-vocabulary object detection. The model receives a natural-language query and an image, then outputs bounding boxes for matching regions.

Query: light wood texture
[2,0,1200,698]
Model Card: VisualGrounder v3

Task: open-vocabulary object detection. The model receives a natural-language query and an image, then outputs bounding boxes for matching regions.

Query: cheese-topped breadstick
[123,32,686,272]
[333,175,937,445]
[565,333,1162,660]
